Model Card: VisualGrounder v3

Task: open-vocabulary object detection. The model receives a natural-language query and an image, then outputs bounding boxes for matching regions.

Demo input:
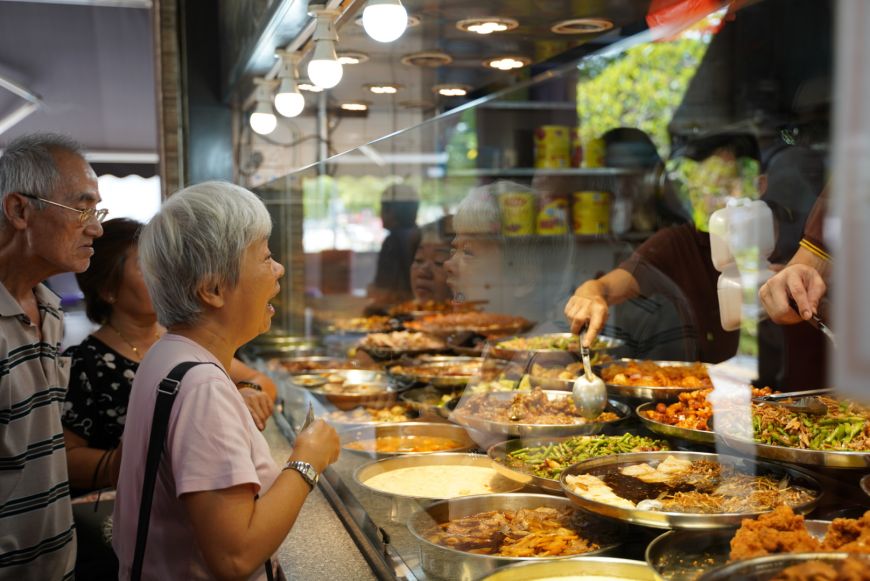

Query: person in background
[366,184,421,313]
[0,133,105,579]
[565,133,763,363]
[113,181,339,580]
[410,216,454,303]
[63,217,277,493]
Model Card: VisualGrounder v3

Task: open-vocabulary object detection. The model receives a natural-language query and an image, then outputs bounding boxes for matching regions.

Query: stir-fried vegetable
[753,397,870,451]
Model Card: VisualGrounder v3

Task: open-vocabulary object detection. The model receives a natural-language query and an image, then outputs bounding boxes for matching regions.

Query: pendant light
[362,0,407,43]
[274,51,305,118]
[307,7,343,89]
[250,78,277,135]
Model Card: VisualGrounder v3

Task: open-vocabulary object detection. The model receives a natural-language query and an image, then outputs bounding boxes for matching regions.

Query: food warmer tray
[489,333,624,364]
[478,557,661,581]
[596,359,708,401]
[696,552,863,581]
[387,356,508,389]
[716,429,870,470]
[338,421,476,459]
[559,451,823,530]
[636,401,716,445]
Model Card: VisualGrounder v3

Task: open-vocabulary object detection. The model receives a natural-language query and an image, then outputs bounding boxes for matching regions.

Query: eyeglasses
[19,192,109,225]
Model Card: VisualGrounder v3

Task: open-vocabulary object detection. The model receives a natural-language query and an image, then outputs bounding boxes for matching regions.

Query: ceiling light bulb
[367,84,400,94]
[487,57,527,71]
[341,102,368,111]
[250,100,277,135]
[362,0,408,43]
[307,7,343,89]
[274,52,305,118]
[468,21,507,34]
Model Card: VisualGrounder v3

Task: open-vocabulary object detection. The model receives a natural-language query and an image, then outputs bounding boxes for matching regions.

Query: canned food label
[536,195,569,235]
[498,192,535,236]
[534,125,571,169]
[572,191,611,235]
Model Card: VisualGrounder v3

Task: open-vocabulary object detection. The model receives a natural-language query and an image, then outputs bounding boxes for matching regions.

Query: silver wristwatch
[283,460,318,488]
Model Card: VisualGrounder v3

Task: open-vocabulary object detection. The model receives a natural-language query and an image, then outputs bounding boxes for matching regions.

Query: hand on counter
[239,387,273,431]
[291,419,340,474]
[759,263,827,325]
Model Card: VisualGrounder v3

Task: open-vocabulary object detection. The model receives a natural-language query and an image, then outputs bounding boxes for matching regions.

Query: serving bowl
[477,557,660,581]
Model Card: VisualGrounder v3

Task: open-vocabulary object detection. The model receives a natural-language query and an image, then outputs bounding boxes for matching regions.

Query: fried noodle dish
[456,387,619,425]
[601,360,712,388]
[752,397,870,451]
[425,506,617,557]
[730,505,870,560]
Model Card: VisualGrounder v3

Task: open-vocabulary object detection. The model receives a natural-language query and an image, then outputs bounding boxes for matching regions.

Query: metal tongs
[752,388,833,415]
[789,298,836,348]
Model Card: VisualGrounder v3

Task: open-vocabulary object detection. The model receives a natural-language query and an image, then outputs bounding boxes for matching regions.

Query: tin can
[572,191,611,235]
[536,192,569,235]
[584,136,606,168]
[534,125,571,169]
[498,192,536,236]
[570,127,584,168]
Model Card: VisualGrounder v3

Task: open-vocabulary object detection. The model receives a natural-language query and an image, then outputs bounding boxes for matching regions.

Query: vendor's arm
[181,419,339,581]
[759,246,829,325]
[565,268,640,347]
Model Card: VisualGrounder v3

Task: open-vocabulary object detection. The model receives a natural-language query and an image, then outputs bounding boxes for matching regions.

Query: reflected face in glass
[444,234,504,303]
[411,242,452,302]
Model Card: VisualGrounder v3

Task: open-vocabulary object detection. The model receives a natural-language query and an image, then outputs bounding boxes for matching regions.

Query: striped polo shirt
[0,282,75,580]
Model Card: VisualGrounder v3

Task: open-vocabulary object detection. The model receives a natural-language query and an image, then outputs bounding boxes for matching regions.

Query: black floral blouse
[62,335,138,450]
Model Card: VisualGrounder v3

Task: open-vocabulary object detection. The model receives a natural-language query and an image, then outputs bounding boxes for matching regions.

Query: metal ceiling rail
[0,72,42,137]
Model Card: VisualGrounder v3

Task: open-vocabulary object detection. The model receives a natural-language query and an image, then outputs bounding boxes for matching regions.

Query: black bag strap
[130,360,277,581]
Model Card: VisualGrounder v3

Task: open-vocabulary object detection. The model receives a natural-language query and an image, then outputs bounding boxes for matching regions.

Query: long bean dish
[506,434,669,480]
[752,397,870,451]
[424,506,618,557]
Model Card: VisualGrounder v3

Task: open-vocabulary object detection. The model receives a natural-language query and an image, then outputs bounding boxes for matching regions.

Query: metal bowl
[716,430,870,470]
[490,333,624,366]
[339,422,476,458]
[559,451,823,530]
[388,356,507,390]
[305,370,399,411]
[450,390,630,438]
[636,401,715,445]
[478,557,661,581]
[597,359,710,401]
[645,520,831,581]
[488,434,670,493]
[696,552,863,581]
[399,386,460,419]
[407,493,623,581]
[353,452,523,501]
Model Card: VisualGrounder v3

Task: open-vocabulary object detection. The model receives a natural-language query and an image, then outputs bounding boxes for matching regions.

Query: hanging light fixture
[307,7,343,89]
[249,78,277,135]
[274,51,305,118]
[362,0,408,43]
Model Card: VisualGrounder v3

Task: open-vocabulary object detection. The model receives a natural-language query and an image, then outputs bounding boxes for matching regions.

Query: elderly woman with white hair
[112,181,340,580]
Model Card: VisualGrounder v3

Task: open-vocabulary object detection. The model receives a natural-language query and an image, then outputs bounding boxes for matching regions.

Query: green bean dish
[753,397,870,451]
[505,434,669,480]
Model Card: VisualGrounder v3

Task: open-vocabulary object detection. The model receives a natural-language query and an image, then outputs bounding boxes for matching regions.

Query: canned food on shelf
[536,192,569,235]
[572,191,611,235]
[570,127,583,168]
[584,136,606,168]
[534,125,571,169]
[498,192,536,236]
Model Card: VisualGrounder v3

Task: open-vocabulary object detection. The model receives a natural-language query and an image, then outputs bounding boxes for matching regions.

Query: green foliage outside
[576,37,711,157]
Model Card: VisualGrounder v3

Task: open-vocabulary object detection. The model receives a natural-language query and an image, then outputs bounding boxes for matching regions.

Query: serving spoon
[572,340,607,419]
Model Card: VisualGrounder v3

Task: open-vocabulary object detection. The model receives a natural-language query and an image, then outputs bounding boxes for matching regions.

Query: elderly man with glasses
[0,133,105,580]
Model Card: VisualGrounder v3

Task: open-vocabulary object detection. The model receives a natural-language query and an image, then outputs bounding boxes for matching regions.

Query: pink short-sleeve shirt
[113,335,280,580]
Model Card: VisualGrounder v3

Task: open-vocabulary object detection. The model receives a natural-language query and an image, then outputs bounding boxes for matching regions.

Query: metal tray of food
[322,402,418,426]
[301,370,401,411]
[353,452,523,501]
[339,422,476,458]
[696,552,863,581]
[269,355,351,375]
[478,557,660,581]
[559,451,823,530]
[489,333,624,365]
[488,434,671,493]
[596,359,710,401]
[645,520,831,581]
[399,386,460,419]
[403,313,534,339]
[407,493,623,581]
[636,401,716,445]
[388,356,508,389]
[451,390,630,438]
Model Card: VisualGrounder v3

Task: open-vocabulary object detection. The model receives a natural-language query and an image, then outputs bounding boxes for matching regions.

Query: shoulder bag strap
[130,361,210,581]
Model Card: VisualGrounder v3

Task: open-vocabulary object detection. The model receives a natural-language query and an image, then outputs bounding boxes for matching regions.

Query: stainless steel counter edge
[266,409,414,580]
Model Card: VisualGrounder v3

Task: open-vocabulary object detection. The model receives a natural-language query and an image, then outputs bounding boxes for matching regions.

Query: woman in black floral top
[62,218,277,493]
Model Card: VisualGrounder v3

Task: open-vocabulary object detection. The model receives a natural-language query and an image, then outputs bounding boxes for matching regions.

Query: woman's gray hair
[0,133,84,226]
[139,181,272,327]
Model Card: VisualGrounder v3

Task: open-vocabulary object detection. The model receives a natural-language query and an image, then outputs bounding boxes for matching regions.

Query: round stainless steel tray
[488,434,671,493]
[451,391,630,438]
[399,386,460,419]
[696,552,862,581]
[353,452,523,501]
[636,401,715,445]
[388,356,507,390]
[490,333,624,365]
[303,369,400,411]
[559,451,823,530]
[716,430,870,470]
[407,493,623,581]
[339,422,475,458]
[597,359,709,401]
[645,520,831,581]
[478,557,660,581]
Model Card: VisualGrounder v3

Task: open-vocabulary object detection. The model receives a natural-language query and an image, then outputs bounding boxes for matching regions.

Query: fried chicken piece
[729,505,821,560]
[822,511,870,553]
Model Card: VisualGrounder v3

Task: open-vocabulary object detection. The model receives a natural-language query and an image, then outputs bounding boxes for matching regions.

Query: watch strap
[283,460,318,488]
